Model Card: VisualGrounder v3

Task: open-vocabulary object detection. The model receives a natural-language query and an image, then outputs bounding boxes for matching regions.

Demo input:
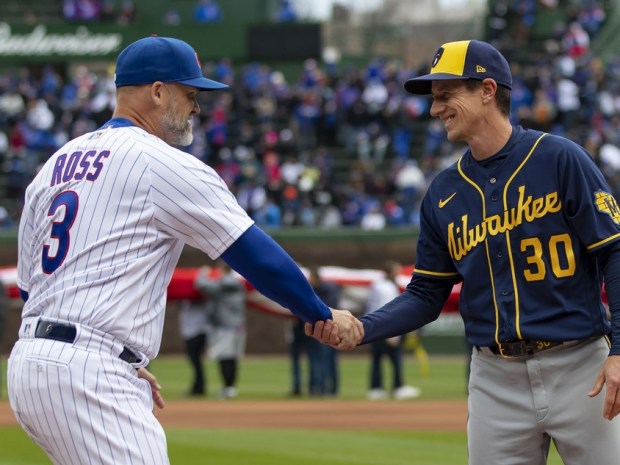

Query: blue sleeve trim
[221,225,331,323]
[19,288,29,302]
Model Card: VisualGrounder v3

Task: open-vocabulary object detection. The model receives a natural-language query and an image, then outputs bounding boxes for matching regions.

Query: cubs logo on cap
[404,40,512,95]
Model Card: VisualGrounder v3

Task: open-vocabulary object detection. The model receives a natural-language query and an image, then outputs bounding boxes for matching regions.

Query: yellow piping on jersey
[455,133,547,345]
[587,232,620,250]
[456,158,502,345]
[503,133,547,340]
[413,268,460,278]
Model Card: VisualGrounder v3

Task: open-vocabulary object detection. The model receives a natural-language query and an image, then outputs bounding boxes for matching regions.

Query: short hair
[464,79,511,117]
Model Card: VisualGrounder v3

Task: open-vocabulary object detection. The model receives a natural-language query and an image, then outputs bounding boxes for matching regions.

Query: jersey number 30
[521,233,576,281]
[42,191,79,274]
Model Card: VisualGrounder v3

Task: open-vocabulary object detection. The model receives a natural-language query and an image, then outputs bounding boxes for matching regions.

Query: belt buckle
[119,347,142,364]
[498,340,533,358]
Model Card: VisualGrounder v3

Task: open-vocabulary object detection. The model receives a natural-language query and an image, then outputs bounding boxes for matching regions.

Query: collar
[98,117,136,130]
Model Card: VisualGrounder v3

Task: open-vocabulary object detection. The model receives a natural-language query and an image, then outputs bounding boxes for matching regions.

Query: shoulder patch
[595,190,620,224]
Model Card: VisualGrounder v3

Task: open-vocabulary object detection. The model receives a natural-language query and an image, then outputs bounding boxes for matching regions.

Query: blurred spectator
[556,73,581,130]
[276,0,297,22]
[394,159,426,220]
[360,201,386,231]
[578,3,606,36]
[162,7,182,26]
[254,195,283,228]
[528,87,557,132]
[100,0,117,21]
[1,0,618,230]
[0,206,13,229]
[194,0,223,23]
[317,204,343,229]
[0,128,7,161]
[237,178,267,220]
[117,0,135,24]
[562,21,590,58]
[63,0,101,21]
[0,90,25,120]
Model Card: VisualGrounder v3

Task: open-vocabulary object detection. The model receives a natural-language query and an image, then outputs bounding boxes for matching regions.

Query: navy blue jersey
[414,126,620,346]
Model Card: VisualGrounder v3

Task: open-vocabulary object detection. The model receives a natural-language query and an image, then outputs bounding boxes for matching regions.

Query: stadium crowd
[0,0,618,230]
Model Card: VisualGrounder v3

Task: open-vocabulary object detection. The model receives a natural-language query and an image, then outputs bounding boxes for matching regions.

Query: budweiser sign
[0,23,122,56]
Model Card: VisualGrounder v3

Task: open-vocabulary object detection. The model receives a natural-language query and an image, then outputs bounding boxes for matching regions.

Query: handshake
[304,309,364,349]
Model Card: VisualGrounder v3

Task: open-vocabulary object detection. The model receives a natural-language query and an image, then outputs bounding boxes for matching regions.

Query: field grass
[147,352,470,400]
[0,354,563,464]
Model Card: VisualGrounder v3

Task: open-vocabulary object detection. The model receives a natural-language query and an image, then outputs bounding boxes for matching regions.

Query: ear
[150,81,167,106]
[480,78,497,103]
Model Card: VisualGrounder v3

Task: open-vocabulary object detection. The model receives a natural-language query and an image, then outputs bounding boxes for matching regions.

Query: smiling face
[429,79,485,144]
[160,82,200,146]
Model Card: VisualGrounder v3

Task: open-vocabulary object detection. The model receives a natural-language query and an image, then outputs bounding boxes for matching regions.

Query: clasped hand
[305,309,364,349]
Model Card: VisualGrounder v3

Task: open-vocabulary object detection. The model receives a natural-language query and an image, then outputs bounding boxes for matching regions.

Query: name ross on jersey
[49,150,110,187]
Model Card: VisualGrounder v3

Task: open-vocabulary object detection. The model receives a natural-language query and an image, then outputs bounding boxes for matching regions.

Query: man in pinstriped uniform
[8,36,361,465]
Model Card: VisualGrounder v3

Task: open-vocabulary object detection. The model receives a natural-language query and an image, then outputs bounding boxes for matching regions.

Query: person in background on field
[177,285,212,396]
[365,260,420,400]
[287,316,330,396]
[308,265,341,396]
[196,261,246,399]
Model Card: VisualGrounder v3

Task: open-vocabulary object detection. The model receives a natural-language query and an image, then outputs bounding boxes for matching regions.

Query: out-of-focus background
[0,3,610,463]
[0,0,616,358]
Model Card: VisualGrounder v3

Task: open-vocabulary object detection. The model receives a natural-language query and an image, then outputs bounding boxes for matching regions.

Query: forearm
[360,275,452,344]
[221,225,331,323]
[601,243,620,355]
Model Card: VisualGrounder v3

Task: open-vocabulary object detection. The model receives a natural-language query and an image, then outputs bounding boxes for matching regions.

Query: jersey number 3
[42,191,79,274]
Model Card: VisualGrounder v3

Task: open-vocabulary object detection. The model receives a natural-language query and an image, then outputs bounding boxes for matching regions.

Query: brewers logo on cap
[431,48,444,69]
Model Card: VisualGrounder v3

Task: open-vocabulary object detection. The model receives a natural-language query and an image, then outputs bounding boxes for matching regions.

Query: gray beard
[161,109,193,147]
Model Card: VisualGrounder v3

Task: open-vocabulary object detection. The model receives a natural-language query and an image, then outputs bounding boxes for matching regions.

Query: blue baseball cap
[404,40,512,95]
[114,36,228,91]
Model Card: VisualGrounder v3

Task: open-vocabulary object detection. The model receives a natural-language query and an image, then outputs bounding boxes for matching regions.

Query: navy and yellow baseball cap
[114,36,228,91]
[404,40,512,95]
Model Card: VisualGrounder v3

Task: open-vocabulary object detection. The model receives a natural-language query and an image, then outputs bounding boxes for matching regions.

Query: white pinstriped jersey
[17,121,253,359]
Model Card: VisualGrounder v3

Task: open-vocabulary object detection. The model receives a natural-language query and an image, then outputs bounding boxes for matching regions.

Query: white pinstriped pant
[467,337,620,465]
[7,319,168,465]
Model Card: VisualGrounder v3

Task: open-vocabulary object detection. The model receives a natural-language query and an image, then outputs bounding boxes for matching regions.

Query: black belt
[34,320,142,364]
[477,339,582,357]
